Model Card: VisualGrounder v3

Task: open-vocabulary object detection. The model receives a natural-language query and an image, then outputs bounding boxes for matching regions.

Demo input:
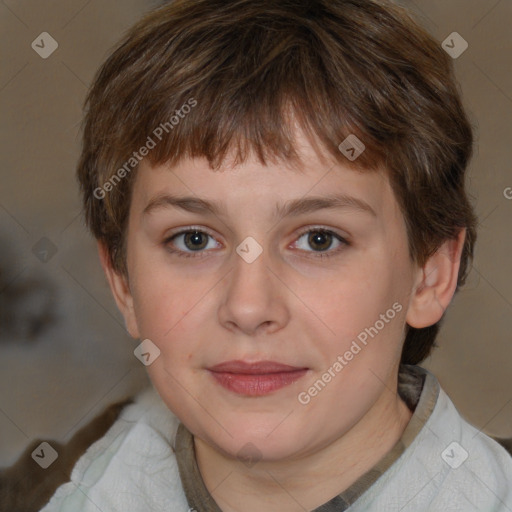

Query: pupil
[309,231,331,251]
[185,231,207,250]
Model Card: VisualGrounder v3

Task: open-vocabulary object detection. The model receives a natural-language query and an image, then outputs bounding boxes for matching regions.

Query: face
[117,136,420,462]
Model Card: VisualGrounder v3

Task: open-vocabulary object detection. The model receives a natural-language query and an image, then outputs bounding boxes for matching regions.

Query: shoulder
[354,368,512,511]
[40,386,189,512]
[0,397,132,512]
[408,375,512,510]
[430,386,512,505]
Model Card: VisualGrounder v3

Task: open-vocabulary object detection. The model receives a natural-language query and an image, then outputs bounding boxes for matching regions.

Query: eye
[164,229,219,258]
[293,228,348,258]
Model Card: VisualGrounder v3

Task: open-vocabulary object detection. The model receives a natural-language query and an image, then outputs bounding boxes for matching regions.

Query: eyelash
[162,226,350,260]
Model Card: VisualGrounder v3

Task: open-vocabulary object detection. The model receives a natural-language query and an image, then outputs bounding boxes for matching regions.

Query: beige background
[0,0,511,467]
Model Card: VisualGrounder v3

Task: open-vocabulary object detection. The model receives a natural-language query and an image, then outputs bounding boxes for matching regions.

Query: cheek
[298,257,397,340]
[129,264,186,340]
[129,260,218,362]
[304,261,409,375]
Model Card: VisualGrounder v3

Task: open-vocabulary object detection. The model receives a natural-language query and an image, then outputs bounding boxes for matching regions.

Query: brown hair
[77,0,477,364]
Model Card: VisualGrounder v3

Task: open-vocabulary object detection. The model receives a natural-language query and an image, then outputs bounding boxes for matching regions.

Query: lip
[207,360,308,396]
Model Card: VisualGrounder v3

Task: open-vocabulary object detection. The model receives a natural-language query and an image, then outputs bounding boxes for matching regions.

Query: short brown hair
[77,0,477,364]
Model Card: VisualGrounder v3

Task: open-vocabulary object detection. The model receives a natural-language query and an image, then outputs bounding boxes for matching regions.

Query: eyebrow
[143,193,377,220]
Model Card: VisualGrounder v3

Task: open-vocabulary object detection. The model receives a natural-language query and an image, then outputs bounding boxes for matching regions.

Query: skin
[100,131,465,511]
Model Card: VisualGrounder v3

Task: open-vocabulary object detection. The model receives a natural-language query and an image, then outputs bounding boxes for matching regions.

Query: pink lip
[208,360,308,396]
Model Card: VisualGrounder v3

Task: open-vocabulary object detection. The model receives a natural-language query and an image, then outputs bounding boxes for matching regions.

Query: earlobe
[406,229,466,329]
[97,241,140,339]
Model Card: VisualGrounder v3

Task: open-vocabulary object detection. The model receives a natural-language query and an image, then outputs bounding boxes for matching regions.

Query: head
[78,0,477,460]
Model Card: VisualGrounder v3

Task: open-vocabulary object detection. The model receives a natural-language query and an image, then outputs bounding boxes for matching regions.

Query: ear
[97,241,140,339]
[406,229,466,329]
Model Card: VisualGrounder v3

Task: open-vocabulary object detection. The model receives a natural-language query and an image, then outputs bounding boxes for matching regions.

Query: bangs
[144,88,381,174]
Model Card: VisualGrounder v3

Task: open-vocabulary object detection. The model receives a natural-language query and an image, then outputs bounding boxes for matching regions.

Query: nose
[217,241,290,336]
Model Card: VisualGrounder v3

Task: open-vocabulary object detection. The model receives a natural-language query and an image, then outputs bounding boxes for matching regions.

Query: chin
[201,417,309,463]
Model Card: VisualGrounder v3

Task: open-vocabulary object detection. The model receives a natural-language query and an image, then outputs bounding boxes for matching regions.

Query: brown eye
[294,228,348,259]
[307,231,334,251]
[183,231,209,251]
[164,229,219,258]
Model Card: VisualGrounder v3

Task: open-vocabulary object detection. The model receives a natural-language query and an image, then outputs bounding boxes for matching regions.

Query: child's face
[118,134,420,461]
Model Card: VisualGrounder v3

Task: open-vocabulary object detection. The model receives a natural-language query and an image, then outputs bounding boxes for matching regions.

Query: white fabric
[40,385,190,512]
[350,384,512,511]
[40,374,512,512]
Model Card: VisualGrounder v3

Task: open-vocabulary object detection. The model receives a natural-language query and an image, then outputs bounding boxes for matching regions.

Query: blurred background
[0,0,511,468]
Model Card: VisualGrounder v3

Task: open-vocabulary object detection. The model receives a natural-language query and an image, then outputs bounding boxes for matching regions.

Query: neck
[194,383,413,512]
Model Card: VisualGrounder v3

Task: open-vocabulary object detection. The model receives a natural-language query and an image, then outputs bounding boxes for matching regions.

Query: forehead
[134,169,394,224]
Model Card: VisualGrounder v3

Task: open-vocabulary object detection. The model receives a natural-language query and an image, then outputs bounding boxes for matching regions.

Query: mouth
[207,360,309,396]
